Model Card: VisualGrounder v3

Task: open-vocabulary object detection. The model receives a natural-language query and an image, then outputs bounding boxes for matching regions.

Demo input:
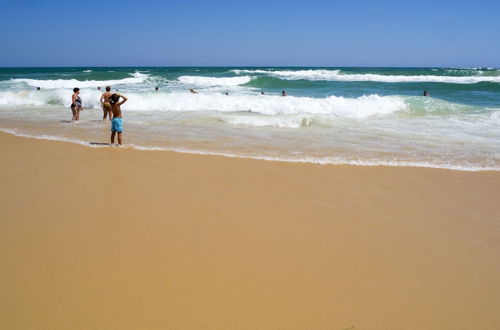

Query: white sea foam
[490,111,500,124]
[0,90,68,106]
[0,89,90,107]
[100,93,407,117]
[1,128,496,172]
[0,128,100,147]
[83,70,93,73]
[0,89,407,117]
[177,75,252,86]
[131,144,498,171]
[221,114,312,128]
[11,72,149,89]
[145,93,405,117]
[232,69,500,83]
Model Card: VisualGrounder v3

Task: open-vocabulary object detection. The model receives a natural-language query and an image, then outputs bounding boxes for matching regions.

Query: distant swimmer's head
[423,91,429,96]
[36,87,40,90]
[73,87,80,93]
[155,87,159,91]
[110,93,120,104]
[97,86,101,91]
[106,86,111,92]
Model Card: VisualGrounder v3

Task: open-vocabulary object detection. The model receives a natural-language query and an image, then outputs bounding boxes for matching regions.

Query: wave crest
[11,72,149,89]
[177,75,252,86]
[0,89,407,118]
[232,69,500,84]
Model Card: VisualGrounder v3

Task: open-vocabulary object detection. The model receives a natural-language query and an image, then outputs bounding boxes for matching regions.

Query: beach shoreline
[2,66,499,172]
[1,131,499,329]
[1,127,497,172]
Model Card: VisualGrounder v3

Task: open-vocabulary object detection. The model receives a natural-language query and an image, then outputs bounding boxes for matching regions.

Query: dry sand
[0,131,499,329]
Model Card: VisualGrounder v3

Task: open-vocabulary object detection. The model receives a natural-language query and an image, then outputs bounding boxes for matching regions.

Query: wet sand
[0,131,499,329]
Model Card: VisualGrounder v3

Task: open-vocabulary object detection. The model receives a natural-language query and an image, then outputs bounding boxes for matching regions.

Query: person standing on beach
[100,86,113,121]
[70,88,82,121]
[109,93,127,145]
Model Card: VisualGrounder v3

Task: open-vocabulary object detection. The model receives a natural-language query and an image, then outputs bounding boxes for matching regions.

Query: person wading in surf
[70,87,82,121]
[109,93,128,145]
[100,86,113,121]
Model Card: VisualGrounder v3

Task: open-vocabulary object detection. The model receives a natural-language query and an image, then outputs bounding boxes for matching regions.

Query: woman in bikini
[70,87,82,121]
[100,86,113,120]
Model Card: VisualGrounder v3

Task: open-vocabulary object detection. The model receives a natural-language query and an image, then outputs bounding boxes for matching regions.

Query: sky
[0,0,499,67]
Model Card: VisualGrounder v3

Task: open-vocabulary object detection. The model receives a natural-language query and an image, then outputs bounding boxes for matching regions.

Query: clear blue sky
[1,0,499,67]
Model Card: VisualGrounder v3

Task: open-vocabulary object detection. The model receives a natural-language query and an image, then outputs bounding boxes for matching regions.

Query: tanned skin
[100,86,113,120]
[71,90,81,121]
[110,94,127,145]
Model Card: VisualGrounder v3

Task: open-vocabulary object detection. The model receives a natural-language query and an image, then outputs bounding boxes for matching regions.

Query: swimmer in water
[100,86,113,121]
[70,87,82,121]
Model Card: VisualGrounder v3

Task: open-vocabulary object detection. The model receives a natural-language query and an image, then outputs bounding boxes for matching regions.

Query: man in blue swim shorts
[109,93,128,145]
[111,117,123,132]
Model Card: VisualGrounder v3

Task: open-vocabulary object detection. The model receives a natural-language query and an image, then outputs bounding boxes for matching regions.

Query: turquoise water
[0,67,499,170]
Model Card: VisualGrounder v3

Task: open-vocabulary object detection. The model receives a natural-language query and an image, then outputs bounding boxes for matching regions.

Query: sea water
[0,67,499,171]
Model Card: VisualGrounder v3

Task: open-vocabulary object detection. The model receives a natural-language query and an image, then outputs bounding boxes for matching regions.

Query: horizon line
[1,65,498,69]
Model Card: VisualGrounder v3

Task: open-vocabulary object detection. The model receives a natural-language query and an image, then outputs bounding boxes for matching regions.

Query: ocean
[0,67,499,171]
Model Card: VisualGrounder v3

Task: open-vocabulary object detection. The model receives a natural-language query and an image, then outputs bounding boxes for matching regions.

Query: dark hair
[110,93,120,104]
[73,87,80,93]
[106,86,111,92]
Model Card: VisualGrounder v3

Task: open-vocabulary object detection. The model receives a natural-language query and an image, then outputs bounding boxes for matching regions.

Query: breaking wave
[232,69,500,84]
[11,72,149,89]
[0,89,408,117]
[177,75,252,86]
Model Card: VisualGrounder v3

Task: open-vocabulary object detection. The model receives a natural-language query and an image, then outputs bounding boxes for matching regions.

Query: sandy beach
[0,131,499,329]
